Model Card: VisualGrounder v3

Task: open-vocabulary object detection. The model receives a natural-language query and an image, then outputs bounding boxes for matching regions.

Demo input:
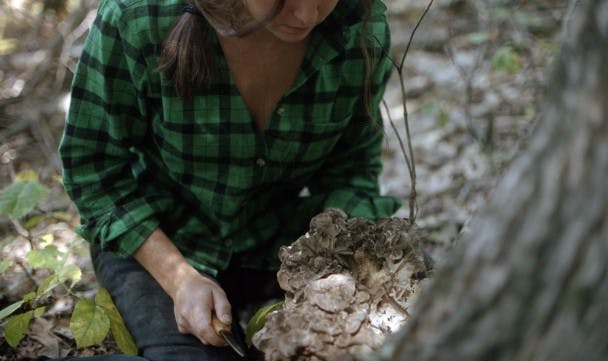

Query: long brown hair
[358,0,377,126]
[156,3,212,98]
[157,0,378,100]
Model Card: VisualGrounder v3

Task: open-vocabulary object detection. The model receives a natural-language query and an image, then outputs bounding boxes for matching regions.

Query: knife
[212,315,248,358]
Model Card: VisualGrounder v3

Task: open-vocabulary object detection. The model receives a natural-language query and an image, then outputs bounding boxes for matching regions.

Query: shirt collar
[206,1,372,92]
[287,1,369,93]
[310,0,365,63]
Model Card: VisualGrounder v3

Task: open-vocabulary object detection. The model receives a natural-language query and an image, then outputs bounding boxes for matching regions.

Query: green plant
[422,100,450,128]
[245,301,283,347]
[491,44,522,74]
[0,171,136,354]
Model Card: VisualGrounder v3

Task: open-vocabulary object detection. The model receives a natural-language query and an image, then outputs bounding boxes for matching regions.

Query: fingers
[173,276,232,347]
[198,287,231,346]
[194,310,227,347]
[213,288,232,325]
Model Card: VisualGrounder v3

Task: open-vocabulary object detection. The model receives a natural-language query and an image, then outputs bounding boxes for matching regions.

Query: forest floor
[0,0,571,359]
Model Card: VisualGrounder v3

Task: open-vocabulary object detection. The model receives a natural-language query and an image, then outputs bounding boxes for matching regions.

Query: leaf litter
[1,0,570,359]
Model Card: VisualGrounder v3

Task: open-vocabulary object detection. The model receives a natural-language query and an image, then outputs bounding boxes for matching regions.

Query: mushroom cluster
[252,209,431,360]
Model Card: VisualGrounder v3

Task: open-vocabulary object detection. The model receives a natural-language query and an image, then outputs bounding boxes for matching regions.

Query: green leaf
[0,180,49,219]
[22,292,36,303]
[0,259,13,274]
[24,214,46,229]
[492,45,521,74]
[466,31,491,45]
[14,170,39,182]
[50,211,74,222]
[71,298,111,349]
[34,306,46,317]
[26,245,62,270]
[245,301,283,347]
[93,288,114,310]
[0,300,24,321]
[0,235,15,249]
[57,264,82,288]
[95,288,137,355]
[37,274,61,297]
[438,107,450,128]
[5,311,33,347]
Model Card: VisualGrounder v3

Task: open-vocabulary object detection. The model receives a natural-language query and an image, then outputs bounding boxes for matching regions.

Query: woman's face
[245,0,340,42]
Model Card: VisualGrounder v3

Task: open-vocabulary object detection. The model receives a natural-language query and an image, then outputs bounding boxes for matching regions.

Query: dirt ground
[0,0,571,359]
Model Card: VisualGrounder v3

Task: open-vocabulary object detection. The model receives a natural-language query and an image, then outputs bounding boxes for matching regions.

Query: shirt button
[256,158,266,167]
[224,238,232,247]
[276,107,285,116]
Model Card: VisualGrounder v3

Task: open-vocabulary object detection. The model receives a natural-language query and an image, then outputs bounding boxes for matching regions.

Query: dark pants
[54,246,281,361]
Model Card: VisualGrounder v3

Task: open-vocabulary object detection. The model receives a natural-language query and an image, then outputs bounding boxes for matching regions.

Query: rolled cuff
[75,209,161,258]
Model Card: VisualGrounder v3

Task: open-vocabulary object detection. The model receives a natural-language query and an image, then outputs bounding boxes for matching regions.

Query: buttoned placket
[254,103,288,179]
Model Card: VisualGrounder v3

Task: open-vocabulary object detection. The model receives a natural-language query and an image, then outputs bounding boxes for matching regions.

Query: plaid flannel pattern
[59,0,401,275]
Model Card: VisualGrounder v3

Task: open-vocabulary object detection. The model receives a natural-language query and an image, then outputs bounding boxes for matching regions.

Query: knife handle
[212,314,231,334]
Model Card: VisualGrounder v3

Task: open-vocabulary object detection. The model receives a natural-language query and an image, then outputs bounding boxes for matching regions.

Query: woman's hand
[133,228,232,347]
[171,268,233,346]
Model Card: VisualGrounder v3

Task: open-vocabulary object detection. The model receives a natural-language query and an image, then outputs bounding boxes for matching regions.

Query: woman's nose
[289,2,319,26]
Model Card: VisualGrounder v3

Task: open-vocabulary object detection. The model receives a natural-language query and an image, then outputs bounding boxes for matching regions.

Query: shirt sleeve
[307,14,402,219]
[59,0,172,257]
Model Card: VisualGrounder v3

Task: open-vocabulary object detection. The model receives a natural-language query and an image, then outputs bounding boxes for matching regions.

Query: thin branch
[383,100,413,176]
[384,0,434,224]
[399,0,435,71]
[15,258,39,288]
[444,40,484,143]
[55,7,97,90]
[8,217,30,239]
[397,70,417,223]
[445,0,495,146]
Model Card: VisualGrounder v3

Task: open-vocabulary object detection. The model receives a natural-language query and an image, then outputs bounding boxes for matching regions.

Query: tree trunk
[370,0,608,360]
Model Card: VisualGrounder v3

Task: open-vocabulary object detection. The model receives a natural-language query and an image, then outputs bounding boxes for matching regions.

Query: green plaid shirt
[60,0,401,275]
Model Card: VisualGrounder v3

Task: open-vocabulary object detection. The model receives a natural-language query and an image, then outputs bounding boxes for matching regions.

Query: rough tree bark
[369,0,608,360]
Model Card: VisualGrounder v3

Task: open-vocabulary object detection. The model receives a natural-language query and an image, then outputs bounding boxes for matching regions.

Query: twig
[386,0,434,224]
[444,39,485,143]
[383,100,413,176]
[1,0,92,106]
[398,0,435,71]
[55,6,97,90]
[9,216,30,239]
[15,258,40,288]
[445,0,500,148]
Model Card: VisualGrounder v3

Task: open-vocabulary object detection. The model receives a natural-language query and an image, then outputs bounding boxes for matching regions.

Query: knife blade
[212,315,247,358]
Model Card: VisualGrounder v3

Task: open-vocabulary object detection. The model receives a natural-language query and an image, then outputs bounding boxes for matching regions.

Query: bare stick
[56,6,97,89]
[383,100,413,176]
[444,36,486,144]
[397,69,417,223]
[386,0,434,224]
[399,0,435,71]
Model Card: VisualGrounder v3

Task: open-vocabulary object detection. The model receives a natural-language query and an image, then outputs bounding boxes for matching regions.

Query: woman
[58,0,400,359]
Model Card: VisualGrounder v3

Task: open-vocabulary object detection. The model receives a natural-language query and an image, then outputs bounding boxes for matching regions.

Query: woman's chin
[269,25,313,43]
